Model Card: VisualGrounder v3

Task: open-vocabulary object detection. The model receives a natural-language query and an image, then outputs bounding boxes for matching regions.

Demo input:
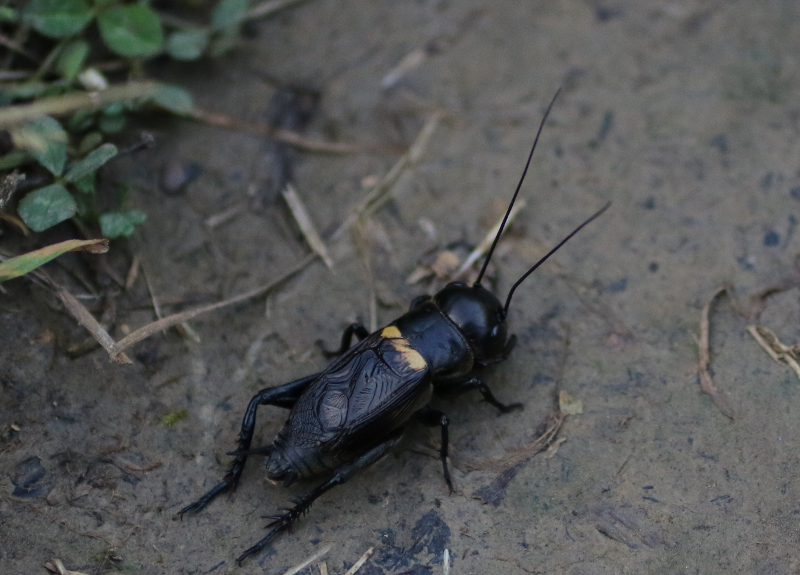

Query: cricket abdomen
[265,329,435,480]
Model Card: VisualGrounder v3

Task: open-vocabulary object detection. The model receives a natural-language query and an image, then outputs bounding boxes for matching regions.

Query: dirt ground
[3,0,800,573]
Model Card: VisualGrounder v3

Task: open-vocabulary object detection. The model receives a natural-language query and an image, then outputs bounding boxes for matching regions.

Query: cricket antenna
[502,201,611,316]
[474,88,562,287]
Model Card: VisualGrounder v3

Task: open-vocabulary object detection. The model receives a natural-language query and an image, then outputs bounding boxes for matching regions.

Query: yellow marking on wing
[381,325,426,371]
[381,325,402,339]
[390,338,427,371]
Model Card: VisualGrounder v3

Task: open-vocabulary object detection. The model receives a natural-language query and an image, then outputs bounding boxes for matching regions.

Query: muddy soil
[3,1,800,574]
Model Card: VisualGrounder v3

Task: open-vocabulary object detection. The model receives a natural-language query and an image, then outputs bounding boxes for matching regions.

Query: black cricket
[179,90,610,563]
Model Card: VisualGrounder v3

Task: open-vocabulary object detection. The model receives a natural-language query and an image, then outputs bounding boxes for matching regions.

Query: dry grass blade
[109,253,316,359]
[332,112,441,241]
[453,199,527,279]
[698,287,735,419]
[44,558,89,575]
[141,263,163,323]
[281,544,332,575]
[0,212,29,235]
[382,49,427,88]
[0,239,108,283]
[33,269,133,365]
[352,221,378,332]
[188,107,386,155]
[343,547,375,575]
[283,184,334,269]
[125,255,140,291]
[544,437,567,460]
[247,0,311,20]
[0,82,158,128]
[461,411,567,473]
[381,8,485,89]
[205,202,247,229]
[746,324,800,382]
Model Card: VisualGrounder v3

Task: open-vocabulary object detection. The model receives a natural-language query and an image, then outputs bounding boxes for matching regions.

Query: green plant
[19,0,249,65]
[0,0,255,237]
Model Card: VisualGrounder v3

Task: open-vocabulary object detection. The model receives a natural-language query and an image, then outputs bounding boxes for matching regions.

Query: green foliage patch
[0,0,259,237]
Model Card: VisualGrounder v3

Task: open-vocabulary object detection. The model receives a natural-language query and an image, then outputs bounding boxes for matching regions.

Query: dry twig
[44,558,89,575]
[124,255,140,291]
[352,221,378,332]
[33,269,133,365]
[698,287,735,419]
[247,0,311,20]
[109,253,316,359]
[332,112,441,241]
[188,107,388,155]
[746,324,800,383]
[343,547,375,575]
[205,202,248,229]
[281,544,332,575]
[453,199,527,280]
[461,411,567,473]
[381,9,486,88]
[283,183,333,269]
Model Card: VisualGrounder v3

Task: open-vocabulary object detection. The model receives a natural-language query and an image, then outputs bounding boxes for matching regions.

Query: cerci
[179,89,610,563]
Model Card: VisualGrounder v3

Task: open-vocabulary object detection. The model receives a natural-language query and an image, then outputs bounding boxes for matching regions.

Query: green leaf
[208,30,238,57]
[99,210,147,238]
[11,116,68,176]
[103,102,124,116]
[18,184,78,232]
[68,109,96,131]
[166,30,209,61]
[0,239,108,283]
[0,150,32,171]
[6,82,47,100]
[23,0,93,39]
[151,84,194,115]
[98,110,127,133]
[0,7,19,22]
[77,131,104,156]
[73,172,95,195]
[40,84,72,98]
[55,39,89,81]
[212,0,248,30]
[65,143,118,183]
[97,5,163,58]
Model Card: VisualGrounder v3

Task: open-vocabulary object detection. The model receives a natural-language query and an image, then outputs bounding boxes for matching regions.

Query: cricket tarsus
[236,432,402,564]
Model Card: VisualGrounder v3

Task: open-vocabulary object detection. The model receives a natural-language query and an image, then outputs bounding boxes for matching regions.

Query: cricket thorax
[390,301,474,380]
[379,325,427,371]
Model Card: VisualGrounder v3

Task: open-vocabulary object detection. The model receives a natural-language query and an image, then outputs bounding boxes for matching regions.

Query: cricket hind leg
[236,430,404,564]
[317,322,370,358]
[178,372,319,517]
[416,407,453,492]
